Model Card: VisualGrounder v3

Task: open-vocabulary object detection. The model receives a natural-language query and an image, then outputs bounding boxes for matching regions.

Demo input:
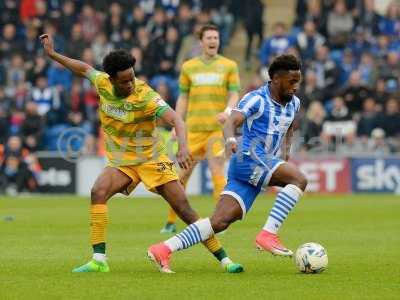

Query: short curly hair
[102,50,136,78]
[268,54,301,79]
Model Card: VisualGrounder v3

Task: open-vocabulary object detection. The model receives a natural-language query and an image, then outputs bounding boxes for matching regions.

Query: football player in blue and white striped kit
[148,54,307,272]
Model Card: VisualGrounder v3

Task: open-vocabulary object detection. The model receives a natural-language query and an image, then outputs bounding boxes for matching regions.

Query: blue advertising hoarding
[351,158,400,194]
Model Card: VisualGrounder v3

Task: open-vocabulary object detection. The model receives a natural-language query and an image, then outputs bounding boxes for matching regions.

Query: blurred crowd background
[0,0,399,193]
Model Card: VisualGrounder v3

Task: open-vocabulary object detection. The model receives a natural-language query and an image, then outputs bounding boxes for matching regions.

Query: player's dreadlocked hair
[268,54,301,79]
[102,50,136,78]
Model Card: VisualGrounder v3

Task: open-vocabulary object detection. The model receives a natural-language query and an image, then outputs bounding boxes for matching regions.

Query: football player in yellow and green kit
[39,33,243,273]
[161,24,240,233]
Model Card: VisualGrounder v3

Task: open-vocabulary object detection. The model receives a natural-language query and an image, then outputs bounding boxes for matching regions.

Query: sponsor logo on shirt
[102,103,128,119]
[192,73,223,85]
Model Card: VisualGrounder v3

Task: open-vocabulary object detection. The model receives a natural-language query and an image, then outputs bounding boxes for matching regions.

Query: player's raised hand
[176,145,192,170]
[39,34,55,56]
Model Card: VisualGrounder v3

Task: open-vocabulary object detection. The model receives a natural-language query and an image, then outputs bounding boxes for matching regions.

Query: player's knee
[293,173,307,191]
[90,186,108,203]
[210,216,231,233]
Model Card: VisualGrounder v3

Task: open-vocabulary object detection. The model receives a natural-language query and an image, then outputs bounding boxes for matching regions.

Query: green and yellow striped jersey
[87,69,170,166]
[179,55,240,132]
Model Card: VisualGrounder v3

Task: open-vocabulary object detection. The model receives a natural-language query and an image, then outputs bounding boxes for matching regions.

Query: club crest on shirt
[123,102,134,111]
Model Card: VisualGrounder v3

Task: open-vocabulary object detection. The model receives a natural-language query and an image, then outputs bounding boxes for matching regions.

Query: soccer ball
[295,242,328,273]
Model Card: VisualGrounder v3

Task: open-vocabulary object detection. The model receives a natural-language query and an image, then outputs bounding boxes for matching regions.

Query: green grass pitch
[1,194,399,299]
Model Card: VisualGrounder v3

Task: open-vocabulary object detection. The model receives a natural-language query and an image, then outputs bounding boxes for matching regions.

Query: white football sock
[263,184,303,234]
[164,218,214,252]
[93,253,107,263]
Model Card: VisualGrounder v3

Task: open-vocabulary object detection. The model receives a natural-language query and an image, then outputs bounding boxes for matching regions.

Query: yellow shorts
[117,155,178,194]
[188,131,225,161]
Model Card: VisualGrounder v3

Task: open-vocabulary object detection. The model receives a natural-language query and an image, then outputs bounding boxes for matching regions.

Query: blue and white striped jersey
[234,84,300,160]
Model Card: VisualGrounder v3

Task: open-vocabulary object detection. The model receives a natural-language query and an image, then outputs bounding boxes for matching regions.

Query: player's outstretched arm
[39,34,93,77]
[159,108,192,170]
[223,111,245,156]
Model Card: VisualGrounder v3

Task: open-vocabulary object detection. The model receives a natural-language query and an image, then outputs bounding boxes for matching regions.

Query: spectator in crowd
[0,155,38,194]
[296,20,325,64]
[309,45,340,99]
[357,52,377,86]
[26,55,49,85]
[173,3,195,38]
[347,27,372,59]
[0,106,9,145]
[378,1,400,37]
[155,26,181,76]
[7,54,26,96]
[117,27,135,51]
[373,79,391,110]
[30,76,60,117]
[23,24,41,62]
[356,0,381,37]
[105,2,125,45]
[59,0,77,36]
[0,23,21,60]
[146,8,167,39]
[65,24,88,58]
[301,101,326,151]
[327,0,354,49]
[91,32,114,67]
[20,102,44,152]
[297,70,325,108]
[377,51,400,93]
[176,23,202,69]
[367,128,391,154]
[127,6,147,37]
[46,61,73,92]
[338,49,357,87]
[357,97,380,138]
[379,98,400,138]
[79,4,102,43]
[243,0,264,69]
[341,71,373,114]
[322,96,355,151]
[3,135,26,160]
[259,22,295,66]
[294,0,326,36]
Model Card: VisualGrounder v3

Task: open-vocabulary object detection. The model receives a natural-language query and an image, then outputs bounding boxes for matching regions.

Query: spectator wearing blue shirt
[347,27,372,59]
[338,49,357,87]
[296,20,325,63]
[259,22,295,66]
[46,62,73,92]
[378,1,400,37]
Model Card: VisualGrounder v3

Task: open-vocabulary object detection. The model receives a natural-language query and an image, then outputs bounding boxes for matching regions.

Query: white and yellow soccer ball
[295,242,328,273]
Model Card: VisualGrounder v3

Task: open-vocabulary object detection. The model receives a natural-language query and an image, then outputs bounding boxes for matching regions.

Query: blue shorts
[221,154,284,219]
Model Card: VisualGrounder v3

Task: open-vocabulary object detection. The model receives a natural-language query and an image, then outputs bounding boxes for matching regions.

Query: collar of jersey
[199,54,220,65]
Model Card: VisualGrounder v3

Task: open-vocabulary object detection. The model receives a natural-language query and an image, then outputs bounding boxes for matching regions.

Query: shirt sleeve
[144,89,171,118]
[234,92,262,118]
[85,68,107,89]
[227,62,240,92]
[178,64,191,94]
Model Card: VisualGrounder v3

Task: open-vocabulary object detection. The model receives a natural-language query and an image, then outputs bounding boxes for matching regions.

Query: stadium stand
[0,0,399,194]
